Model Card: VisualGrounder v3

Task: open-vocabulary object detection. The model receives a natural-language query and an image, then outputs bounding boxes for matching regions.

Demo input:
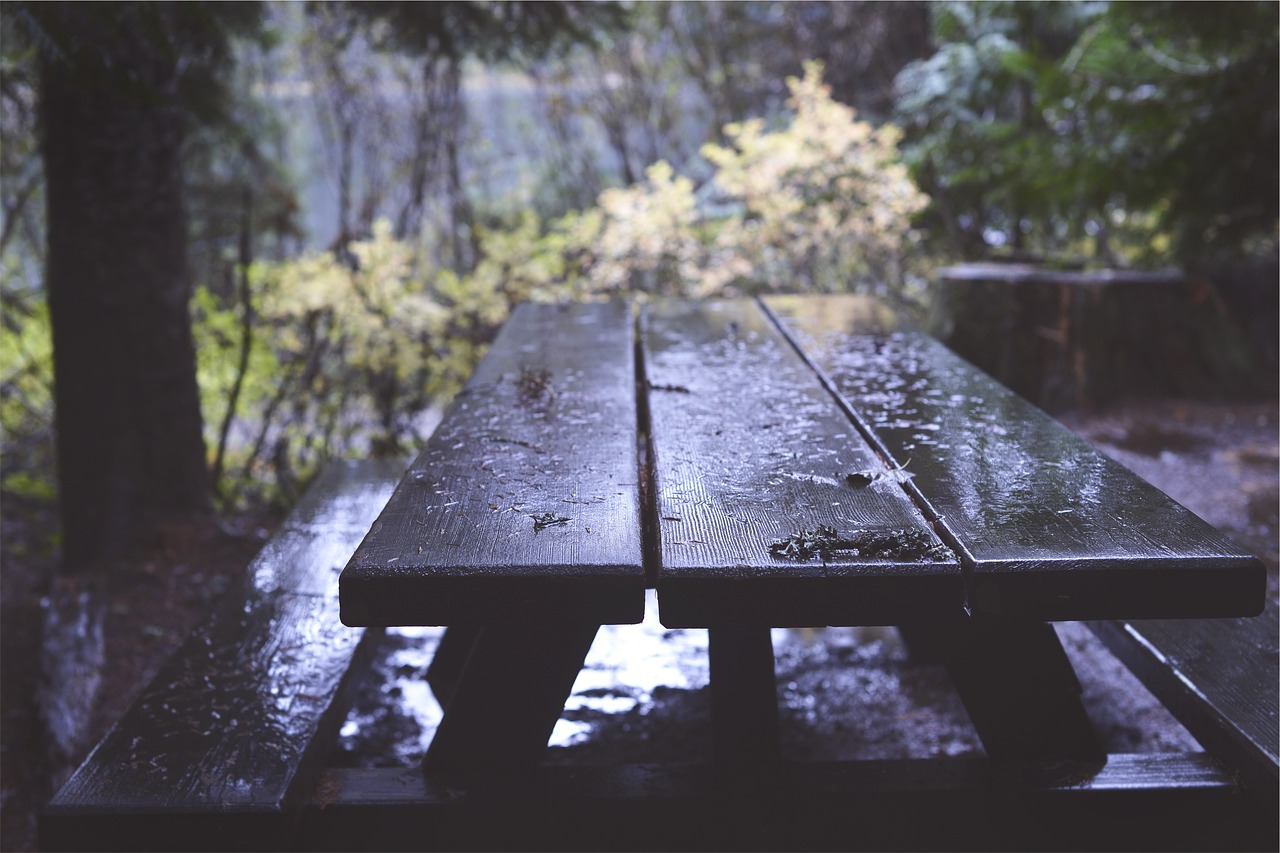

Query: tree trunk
[40,8,212,572]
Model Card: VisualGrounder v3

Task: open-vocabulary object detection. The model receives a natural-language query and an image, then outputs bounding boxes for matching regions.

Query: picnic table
[44,294,1274,852]
[339,295,1265,777]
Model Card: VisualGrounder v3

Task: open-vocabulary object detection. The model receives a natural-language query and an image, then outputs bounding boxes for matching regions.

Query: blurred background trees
[893,0,1278,265]
[2,0,1276,572]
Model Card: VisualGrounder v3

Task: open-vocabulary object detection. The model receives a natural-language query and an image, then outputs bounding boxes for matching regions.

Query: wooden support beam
[708,625,780,768]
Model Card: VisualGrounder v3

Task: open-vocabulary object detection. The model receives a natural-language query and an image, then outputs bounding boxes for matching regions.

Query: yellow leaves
[586,161,709,297]
[693,61,929,294]
[466,210,569,307]
[255,219,449,381]
[543,62,930,297]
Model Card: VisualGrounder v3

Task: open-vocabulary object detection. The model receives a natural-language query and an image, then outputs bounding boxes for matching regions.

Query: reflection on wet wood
[41,458,404,851]
[340,301,645,627]
[764,293,1265,621]
[642,299,960,628]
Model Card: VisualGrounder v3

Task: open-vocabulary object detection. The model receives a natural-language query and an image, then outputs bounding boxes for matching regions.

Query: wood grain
[764,293,1266,621]
[341,301,646,626]
[641,299,960,627]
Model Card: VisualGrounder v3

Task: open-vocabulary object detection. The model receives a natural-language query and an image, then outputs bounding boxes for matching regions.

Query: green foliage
[0,45,927,518]
[894,0,1279,265]
[186,64,927,506]
[894,1,1107,260]
[196,219,530,508]
[0,277,55,504]
[1089,1,1279,260]
[0,11,53,512]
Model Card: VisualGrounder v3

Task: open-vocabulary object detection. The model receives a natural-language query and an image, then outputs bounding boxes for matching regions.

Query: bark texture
[40,4,212,570]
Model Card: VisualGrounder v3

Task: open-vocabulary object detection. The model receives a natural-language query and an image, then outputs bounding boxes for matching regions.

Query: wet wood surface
[41,458,405,851]
[764,293,1266,621]
[641,299,960,628]
[340,301,646,627]
[1089,600,1280,813]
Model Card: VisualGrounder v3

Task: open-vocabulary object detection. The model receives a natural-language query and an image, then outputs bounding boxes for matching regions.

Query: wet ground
[333,396,1278,770]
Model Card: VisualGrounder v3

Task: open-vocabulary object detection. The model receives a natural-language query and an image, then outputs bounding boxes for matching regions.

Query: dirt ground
[2,396,1276,851]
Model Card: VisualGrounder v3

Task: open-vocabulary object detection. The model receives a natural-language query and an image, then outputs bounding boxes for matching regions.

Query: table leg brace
[423,621,600,779]
[928,618,1105,762]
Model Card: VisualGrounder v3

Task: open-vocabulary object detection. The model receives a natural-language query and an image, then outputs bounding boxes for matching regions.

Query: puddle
[333,625,445,767]
[333,591,712,765]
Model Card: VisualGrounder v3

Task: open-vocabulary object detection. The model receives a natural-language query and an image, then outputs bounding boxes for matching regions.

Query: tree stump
[929,263,1260,413]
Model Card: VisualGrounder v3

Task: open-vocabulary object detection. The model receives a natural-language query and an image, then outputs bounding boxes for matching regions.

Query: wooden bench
[1088,602,1279,816]
[39,458,406,852]
[42,297,1276,851]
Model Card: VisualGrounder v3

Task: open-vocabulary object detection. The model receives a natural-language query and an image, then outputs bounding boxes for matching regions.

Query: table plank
[641,299,960,627]
[340,301,646,626]
[764,293,1265,620]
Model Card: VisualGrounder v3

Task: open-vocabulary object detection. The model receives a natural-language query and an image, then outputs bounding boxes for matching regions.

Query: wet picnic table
[339,296,1264,778]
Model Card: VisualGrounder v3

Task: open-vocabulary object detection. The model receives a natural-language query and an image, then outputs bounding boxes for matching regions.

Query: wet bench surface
[763,294,1262,621]
[41,459,405,851]
[763,294,1273,775]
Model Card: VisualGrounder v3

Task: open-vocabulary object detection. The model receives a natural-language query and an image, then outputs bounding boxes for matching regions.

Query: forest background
[3,1,1276,568]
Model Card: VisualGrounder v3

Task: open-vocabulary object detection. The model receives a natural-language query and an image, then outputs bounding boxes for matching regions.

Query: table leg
[425,624,480,709]
[423,621,599,779]
[895,623,947,664]
[708,625,781,768]
[911,617,1104,762]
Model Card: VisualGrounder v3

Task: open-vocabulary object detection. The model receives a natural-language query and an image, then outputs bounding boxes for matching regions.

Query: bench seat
[294,755,1273,852]
[1089,601,1279,813]
[39,459,405,852]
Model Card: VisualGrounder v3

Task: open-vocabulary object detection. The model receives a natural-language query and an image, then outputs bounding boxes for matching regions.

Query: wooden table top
[340,296,1265,628]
